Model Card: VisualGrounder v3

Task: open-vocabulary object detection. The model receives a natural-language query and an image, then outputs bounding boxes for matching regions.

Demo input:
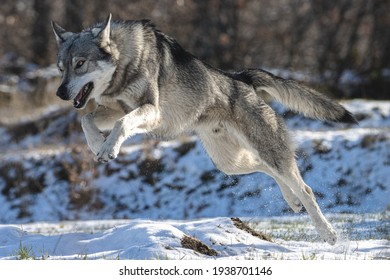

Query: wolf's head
[51,14,118,109]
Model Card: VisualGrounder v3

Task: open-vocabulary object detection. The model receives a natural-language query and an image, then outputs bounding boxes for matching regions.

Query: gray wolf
[51,14,357,245]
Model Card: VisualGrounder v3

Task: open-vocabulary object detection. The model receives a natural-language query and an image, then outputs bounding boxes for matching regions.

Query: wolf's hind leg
[256,165,302,213]
[276,180,303,213]
[248,122,336,244]
[261,153,336,244]
[274,163,337,245]
[198,121,302,212]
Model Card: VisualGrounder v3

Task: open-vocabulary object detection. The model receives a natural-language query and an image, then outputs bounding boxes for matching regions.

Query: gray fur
[242,69,357,123]
[52,14,357,245]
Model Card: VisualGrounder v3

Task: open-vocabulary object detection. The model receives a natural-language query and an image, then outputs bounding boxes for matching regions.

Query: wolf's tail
[240,69,357,123]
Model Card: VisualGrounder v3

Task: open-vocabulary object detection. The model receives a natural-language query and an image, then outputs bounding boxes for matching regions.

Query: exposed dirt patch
[181,235,218,256]
[173,141,196,156]
[231,217,273,242]
[360,133,388,148]
[4,107,79,142]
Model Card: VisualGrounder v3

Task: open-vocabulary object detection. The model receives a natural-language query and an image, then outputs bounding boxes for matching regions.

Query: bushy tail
[240,69,357,123]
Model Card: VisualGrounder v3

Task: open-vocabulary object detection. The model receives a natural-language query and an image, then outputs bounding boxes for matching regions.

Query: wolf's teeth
[83,84,88,94]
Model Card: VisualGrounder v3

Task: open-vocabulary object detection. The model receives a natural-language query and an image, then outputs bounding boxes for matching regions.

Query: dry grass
[181,235,218,256]
[231,217,273,242]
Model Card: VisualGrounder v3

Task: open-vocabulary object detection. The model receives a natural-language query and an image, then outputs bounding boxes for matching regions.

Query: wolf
[52,14,357,245]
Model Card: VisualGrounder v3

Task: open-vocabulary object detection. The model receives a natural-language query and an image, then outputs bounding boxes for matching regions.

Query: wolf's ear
[94,14,119,59]
[51,21,73,46]
[95,13,112,49]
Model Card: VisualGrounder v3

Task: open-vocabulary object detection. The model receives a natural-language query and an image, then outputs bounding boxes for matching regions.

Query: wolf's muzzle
[56,83,70,100]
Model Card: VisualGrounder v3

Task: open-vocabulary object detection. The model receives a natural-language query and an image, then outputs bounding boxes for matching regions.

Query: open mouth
[74,82,94,109]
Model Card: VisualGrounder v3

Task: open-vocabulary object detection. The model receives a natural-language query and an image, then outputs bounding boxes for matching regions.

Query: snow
[1,216,388,260]
[0,99,389,260]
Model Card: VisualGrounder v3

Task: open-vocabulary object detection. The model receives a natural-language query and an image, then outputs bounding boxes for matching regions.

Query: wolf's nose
[56,83,69,100]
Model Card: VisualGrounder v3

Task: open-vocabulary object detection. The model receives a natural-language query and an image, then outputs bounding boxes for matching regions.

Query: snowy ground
[0,99,389,260]
[1,214,389,260]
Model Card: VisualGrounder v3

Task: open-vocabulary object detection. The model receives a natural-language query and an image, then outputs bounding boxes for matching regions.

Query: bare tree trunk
[64,0,84,31]
[192,1,216,64]
[364,0,390,99]
[312,0,351,75]
[333,0,368,85]
[31,0,51,66]
[215,0,239,69]
[92,0,109,21]
[371,0,390,70]
[192,0,239,70]
[285,2,316,69]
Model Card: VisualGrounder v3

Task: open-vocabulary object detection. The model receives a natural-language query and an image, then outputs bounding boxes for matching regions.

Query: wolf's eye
[75,60,86,69]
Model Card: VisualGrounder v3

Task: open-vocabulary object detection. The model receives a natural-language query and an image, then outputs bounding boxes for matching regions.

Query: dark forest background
[0,0,389,99]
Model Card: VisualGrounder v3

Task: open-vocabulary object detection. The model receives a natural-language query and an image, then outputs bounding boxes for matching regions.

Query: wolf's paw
[96,141,119,163]
[318,225,337,245]
[88,136,106,156]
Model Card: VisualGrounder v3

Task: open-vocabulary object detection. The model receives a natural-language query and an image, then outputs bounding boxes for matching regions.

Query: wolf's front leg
[97,104,160,163]
[81,105,125,157]
[81,112,106,156]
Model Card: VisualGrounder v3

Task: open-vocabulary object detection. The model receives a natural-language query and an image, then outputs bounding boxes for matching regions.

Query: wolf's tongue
[75,90,83,102]
[73,91,83,107]
[74,88,84,103]
[73,82,93,108]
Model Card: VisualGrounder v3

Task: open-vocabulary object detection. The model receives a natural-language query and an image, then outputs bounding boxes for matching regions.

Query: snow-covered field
[0,99,389,260]
[1,214,389,260]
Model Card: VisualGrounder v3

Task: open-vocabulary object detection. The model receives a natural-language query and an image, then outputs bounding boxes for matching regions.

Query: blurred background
[0,0,389,101]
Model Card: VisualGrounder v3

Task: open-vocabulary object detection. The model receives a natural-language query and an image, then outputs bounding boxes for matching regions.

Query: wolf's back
[241,69,357,124]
